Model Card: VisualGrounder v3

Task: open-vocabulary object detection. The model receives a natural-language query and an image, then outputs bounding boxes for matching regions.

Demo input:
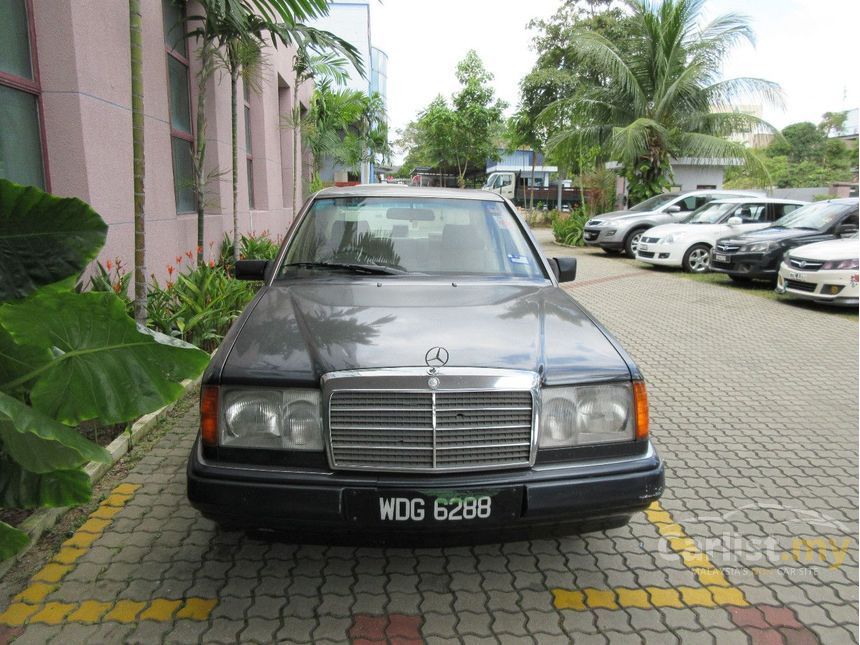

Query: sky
[366,0,860,164]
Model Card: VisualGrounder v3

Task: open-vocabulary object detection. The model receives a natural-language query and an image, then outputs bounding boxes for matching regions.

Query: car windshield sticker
[508,254,529,265]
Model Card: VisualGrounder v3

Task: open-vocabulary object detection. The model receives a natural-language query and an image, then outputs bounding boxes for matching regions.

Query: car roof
[675,189,762,196]
[706,197,807,205]
[313,184,504,202]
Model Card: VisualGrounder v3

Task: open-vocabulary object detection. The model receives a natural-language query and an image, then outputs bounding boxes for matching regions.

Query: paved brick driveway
[1,230,857,644]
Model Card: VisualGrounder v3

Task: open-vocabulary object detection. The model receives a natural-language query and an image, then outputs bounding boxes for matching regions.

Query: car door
[733,202,771,234]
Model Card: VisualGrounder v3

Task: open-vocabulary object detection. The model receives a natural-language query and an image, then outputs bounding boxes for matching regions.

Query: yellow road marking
[552,501,750,611]
[0,482,219,627]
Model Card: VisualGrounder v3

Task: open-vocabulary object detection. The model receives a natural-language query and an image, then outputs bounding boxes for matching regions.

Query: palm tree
[129,0,146,323]
[290,49,348,218]
[544,0,782,203]
[186,0,363,262]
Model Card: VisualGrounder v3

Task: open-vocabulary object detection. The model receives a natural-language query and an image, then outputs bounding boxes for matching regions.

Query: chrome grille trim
[322,368,540,473]
[788,257,823,271]
[716,242,740,253]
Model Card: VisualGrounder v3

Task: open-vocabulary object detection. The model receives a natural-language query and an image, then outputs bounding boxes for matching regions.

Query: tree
[398,52,506,188]
[302,82,390,184]
[725,117,858,189]
[290,49,348,216]
[185,0,364,262]
[542,0,781,203]
[129,0,146,323]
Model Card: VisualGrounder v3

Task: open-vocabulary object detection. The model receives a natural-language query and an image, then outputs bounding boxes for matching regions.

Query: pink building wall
[30,0,313,282]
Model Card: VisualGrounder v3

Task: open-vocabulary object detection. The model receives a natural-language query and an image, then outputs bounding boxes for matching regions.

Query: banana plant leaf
[0,455,92,508]
[0,179,107,302]
[0,520,28,561]
[0,291,209,425]
[0,391,109,472]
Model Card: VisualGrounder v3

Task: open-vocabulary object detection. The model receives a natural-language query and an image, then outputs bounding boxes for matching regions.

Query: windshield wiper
[284,261,406,275]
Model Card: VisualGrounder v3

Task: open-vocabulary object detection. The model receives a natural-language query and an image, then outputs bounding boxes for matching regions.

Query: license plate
[714,253,727,262]
[346,488,521,525]
[789,272,805,280]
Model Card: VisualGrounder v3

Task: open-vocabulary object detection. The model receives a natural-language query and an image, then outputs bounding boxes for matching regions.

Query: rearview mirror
[727,216,743,226]
[666,204,681,213]
[235,259,269,281]
[550,257,577,283]
[836,222,858,236]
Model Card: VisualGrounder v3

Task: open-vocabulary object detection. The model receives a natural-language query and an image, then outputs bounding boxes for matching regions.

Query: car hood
[789,237,859,261]
[719,227,816,245]
[218,280,632,387]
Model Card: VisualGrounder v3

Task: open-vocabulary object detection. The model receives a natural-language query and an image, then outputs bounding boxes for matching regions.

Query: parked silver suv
[584,190,762,255]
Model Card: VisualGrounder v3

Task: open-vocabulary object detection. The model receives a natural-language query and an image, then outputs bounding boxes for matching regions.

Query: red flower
[167,265,175,277]
[176,255,183,264]
[166,280,174,289]
[197,246,204,255]
[112,282,121,294]
[209,259,215,269]
[185,250,193,260]
[106,259,113,271]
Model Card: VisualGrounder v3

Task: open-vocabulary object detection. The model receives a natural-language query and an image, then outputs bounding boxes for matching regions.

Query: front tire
[624,229,647,256]
[682,244,711,273]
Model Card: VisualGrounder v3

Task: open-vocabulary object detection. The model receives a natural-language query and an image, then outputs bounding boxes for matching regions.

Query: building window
[163,0,195,213]
[0,0,46,188]
[243,82,254,209]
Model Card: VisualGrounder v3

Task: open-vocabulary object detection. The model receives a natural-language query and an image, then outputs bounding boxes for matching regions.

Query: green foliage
[0,179,208,560]
[398,51,506,187]
[725,118,858,189]
[147,259,257,353]
[551,209,590,246]
[302,82,390,180]
[535,0,781,201]
[0,182,107,301]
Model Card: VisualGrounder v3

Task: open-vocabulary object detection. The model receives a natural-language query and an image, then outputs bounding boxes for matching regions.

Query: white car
[635,198,807,272]
[776,236,860,306]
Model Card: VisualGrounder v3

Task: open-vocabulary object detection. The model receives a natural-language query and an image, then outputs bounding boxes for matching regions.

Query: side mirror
[235,259,269,280]
[550,257,577,283]
[727,216,743,226]
[666,204,681,213]
[836,223,858,236]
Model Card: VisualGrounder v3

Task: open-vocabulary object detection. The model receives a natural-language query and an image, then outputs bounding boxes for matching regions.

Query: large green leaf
[0,391,109,471]
[0,324,50,391]
[0,179,107,302]
[0,456,91,508]
[0,520,29,561]
[0,291,209,425]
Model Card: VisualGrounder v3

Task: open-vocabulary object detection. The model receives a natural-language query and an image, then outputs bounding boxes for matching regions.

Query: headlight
[821,258,860,270]
[740,242,773,253]
[539,383,635,447]
[221,388,322,450]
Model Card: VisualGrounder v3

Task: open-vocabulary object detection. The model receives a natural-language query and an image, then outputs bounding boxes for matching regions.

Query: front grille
[788,257,823,271]
[784,279,817,293]
[638,251,655,258]
[641,236,660,244]
[716,242,740,253]
[328,390,533,471]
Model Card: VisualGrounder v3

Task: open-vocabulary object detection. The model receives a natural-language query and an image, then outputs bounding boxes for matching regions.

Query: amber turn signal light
[200,386,219,446]
[633,381,649,440]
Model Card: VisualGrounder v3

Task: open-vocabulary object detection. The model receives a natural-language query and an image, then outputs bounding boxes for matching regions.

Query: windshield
[683,202,736,224]
[280,197,545,279]
[629,193,679,212]
[771,201,849,230]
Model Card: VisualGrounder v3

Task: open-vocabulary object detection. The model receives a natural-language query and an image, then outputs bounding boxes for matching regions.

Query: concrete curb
[0,376,201,579]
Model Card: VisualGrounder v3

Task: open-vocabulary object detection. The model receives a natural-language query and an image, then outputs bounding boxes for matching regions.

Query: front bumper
[583,227,625,248]
[709,250,779,279]
[776,264,860,305]
[187,439,665,540]
[636,242,683,267]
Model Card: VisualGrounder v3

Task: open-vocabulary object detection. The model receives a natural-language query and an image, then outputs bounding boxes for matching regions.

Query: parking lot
[0,231,857,644]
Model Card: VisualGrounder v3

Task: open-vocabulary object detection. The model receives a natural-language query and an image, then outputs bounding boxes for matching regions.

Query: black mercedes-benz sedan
[710,198,859,283]
[187,185,664,541]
